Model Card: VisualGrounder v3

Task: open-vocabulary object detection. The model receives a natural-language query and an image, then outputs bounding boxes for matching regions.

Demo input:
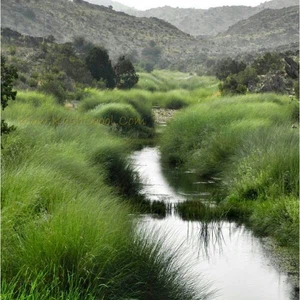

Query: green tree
[85,46,115,88]
[1,56,18,135]
[114,56,139,89]
[252,52,284,75]
[214,58,246,81]
[219,75,247,95]
[38,70,69,104]
[141,41,162,73]
[44,43,92,85]
[236,67,259,87]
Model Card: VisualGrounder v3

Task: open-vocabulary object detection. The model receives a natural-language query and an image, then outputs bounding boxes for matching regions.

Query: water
[131,147,296,300]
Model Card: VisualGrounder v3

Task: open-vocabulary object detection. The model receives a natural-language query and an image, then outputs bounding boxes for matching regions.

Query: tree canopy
[1,56,18,135]
[114,56,139,90]
[85,46,115,89]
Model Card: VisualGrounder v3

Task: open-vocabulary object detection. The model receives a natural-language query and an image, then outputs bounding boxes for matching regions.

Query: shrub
[38,71,69,104]
[214,58,246,81]
[114,56,139,89]
[219,75,247,95]
[85,46,115,88]
[91,103,143,132]
[252,52,284,75]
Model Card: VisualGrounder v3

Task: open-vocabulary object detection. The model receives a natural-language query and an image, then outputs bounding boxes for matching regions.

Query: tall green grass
[2,92,207,299]
[136,70,219,92]
[79,84,218,118]
[161,93,299,249]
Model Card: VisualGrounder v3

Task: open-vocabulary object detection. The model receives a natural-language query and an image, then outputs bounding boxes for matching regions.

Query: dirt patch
[153,107,177,124]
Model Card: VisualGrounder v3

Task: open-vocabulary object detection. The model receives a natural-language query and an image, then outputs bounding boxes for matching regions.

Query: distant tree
[219,75,247,95]
[44,43,92,84]
[39,70,69,104]
[141,41,162,72]
[236,67,259,88]
[85,46,115,88]
[114,56,139,89]
[214,58,246,81]
[252,52,284,75]
[1,56,18,135]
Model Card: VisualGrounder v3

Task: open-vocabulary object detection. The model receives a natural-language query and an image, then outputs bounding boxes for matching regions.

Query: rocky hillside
[1,0,298,72]
[1,0,203,64]
[215,6,299,53]
[127,0,298,37]
[133,6,259,37]
[82,0,136,13]
[258,0,299,9]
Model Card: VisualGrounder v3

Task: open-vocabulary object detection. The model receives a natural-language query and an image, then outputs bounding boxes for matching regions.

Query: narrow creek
[131,146,296,300]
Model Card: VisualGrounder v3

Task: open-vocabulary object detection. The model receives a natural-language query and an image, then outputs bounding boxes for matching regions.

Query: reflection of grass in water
[161,93,299,250]
[196,221,226,259]
[175,200,228,221]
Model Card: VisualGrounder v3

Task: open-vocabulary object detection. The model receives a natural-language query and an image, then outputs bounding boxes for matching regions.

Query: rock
[285,57,299,79]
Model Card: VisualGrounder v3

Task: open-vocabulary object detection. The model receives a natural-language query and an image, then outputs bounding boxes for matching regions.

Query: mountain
[215,6,299,53]
[1,0,203,64]
[82,0,136,13]
[1,0,298,73]
[127,0,298,37]
[258,0,299,9]
[132,6,260,37]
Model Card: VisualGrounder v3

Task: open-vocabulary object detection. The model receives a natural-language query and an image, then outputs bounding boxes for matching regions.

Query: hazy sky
[117,0,268,10]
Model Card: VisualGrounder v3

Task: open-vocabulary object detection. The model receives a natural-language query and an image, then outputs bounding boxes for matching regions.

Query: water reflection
[131,147,296,300]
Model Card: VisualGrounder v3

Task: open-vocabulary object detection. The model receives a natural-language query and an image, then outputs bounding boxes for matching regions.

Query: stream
[131,146,296,300]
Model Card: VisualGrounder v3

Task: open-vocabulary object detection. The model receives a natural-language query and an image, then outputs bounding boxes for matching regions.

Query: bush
[252,52,284,75]
[85,46,115,88]
[91,103,143,132]
[38,71,69,104]
[219,75,247,95]
[214,58,246,80]
[114,56,139,89]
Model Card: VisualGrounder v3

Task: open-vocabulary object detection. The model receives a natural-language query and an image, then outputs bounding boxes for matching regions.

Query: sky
[116,0,268,10]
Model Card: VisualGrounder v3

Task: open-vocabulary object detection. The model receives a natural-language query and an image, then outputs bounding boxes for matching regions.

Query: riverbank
[132,146,298,300]
[160,93,299,259]
[1,92,206,299]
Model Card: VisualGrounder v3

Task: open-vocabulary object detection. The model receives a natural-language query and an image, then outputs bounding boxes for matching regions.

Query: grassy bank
[161,93,299,249]
[1,92,206,299]
[136,70,218,92]
[78,72,219,115]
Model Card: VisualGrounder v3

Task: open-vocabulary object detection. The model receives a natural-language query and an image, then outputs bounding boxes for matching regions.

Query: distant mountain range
[1,0,299,72]
[84,0,299,36]
[214,6,299,53]
[82,0,136,13]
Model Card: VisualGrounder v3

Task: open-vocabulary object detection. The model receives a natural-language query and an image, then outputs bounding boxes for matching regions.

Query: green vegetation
[114,56,139,89]
[136,70,218,92]
[2,91,205,300]
[85,46,116,89]
[214,58,246,81]
[161,93,299,249]
[1,56,18,136]
[217,53,298,95]
[78,73,218,116]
